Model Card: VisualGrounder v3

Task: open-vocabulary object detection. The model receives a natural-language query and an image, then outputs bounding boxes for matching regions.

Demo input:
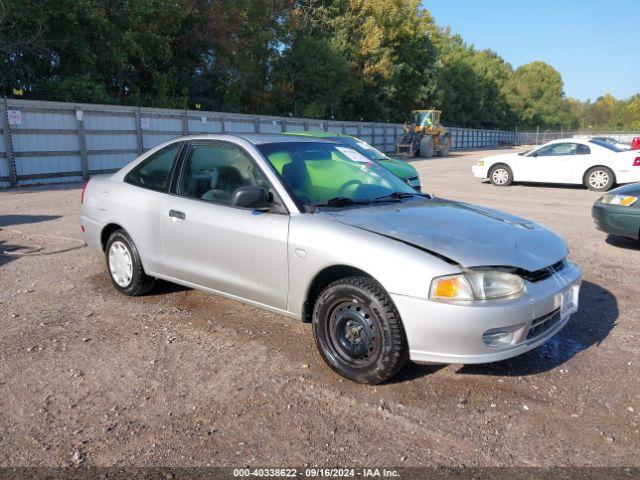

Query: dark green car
[592,183,640,241]
[287,131,421,191]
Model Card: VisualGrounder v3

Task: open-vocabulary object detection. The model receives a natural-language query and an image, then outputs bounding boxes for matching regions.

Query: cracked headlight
[430,270,524,301]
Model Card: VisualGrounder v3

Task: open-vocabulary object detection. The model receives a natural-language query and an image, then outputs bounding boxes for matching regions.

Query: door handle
[168,209,186,220]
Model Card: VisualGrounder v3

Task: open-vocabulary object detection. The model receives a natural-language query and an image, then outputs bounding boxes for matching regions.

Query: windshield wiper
[373,191,431,202]
[312,197,371,209]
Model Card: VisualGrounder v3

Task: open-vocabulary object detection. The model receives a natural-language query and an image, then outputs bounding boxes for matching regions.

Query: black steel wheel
[312,276,408,384]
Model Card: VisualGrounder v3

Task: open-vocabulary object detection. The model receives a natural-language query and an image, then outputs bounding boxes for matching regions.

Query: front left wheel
[312,276,409,384]
[105,229,155,296]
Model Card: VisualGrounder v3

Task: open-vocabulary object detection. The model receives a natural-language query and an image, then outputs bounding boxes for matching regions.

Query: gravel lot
[0,147,638,468]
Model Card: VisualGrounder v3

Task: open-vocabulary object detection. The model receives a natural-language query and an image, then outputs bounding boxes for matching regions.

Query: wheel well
[490,162,510,171]
[302,265,374,323]
[583,165,615,184]
[100,223,124,251]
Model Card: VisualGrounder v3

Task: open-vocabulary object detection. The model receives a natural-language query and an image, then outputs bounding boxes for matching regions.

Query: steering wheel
[337,180,363,196]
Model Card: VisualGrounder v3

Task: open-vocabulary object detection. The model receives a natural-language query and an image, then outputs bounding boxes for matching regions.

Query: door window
[177,143,271,205]
[125,142,182,191]
[533,143,580,156]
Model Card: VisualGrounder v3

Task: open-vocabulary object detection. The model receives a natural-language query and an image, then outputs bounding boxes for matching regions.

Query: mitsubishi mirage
[81,134,581,384]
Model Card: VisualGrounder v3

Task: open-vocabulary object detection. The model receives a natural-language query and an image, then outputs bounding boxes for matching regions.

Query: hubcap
[589,170,609,189]
[327,300,380,368]
[492,168,509,185]
[108,241,133,287]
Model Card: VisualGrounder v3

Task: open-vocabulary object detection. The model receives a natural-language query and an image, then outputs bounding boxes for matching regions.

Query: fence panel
[1,98,540,187]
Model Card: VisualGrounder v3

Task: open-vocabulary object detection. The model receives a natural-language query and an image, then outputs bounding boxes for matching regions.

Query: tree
[506,61,570,129]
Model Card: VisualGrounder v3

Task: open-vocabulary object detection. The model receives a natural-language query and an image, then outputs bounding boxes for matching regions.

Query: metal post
[182,111,189,135]
[134,109,143,155]
[536,125,540,145]
[383,124,387,152]
[221,116,227,133]
[357,123,362,138]
[255,116,260,133]
[281,119,287,133]
[0,98,17,186]
[76,110,90,181]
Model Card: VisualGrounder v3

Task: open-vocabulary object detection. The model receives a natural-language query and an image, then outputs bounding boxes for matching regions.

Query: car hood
[607,182,640,196]
[485,152,524,164]
[378,158,418,179]
[321,198,567,272]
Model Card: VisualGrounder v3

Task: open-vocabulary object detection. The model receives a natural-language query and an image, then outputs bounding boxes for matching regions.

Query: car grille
[522,259,566,283]
[526,308,561,341]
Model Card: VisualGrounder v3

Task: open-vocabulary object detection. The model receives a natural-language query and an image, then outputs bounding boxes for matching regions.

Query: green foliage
[0,0,637,130]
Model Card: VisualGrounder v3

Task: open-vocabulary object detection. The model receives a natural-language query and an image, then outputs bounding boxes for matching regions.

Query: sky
[424,0,640,101]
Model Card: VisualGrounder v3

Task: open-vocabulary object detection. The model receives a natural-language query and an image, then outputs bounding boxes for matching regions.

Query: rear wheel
[312,276,409,384]
[489,164,513,186]
[439,136,452,157]
[419,136,435,158]
[585,166,615,191]
[105,229,155,296]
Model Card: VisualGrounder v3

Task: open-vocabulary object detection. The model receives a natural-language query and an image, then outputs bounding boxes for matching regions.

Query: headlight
[430,270,524,301]
[475,161,485,167]
[600,194,638,207]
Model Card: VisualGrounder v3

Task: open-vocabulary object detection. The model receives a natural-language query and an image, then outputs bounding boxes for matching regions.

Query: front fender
[286,214,460,318]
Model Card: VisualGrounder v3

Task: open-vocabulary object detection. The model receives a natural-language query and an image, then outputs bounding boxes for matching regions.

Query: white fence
[0,98,522,187]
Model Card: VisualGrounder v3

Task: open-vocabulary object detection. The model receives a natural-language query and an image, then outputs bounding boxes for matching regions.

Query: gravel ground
[0,147,638,468]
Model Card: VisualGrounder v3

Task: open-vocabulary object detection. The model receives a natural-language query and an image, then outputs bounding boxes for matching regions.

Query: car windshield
[258,141,420,209]
[589,139,626,153]
[336,136,388,161]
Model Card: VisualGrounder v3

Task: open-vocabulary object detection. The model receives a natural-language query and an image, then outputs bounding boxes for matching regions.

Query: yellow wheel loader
[395,110,452,158]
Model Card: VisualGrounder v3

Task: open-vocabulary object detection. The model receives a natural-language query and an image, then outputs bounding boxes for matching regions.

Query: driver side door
[521,143,578,183]
[160,141,290,311]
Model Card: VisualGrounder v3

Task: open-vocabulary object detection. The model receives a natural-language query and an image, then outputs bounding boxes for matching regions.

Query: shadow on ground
[145,279,192,296]
[606,234,640,250]
[0,214,61,227]
[457,280,617,377]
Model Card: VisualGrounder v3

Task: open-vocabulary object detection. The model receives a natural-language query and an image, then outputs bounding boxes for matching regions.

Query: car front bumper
[391,260,582,364]
[592,203,640,240]
[472,164,488,179]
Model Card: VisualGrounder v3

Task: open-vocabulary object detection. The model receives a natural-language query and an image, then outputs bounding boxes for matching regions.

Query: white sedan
[472,138,640,191]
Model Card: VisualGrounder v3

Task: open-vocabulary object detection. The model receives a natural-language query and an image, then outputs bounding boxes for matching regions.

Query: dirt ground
[0,147,638,468]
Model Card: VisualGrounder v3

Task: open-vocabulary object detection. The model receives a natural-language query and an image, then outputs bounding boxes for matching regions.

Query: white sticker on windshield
[355,140,375,150]
[336,147,371,163]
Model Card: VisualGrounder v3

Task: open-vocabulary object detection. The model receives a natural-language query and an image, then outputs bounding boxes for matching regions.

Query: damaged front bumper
[391,259,582,364]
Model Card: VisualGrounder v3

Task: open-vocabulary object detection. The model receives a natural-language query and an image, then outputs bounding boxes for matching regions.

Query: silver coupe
[81,134,581,384]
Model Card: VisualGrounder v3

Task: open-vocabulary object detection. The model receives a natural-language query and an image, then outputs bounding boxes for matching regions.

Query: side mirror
[531,151,538,157]
[231,186,271,210]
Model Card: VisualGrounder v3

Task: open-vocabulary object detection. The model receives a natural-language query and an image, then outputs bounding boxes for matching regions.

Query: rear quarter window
[125,142,182,191]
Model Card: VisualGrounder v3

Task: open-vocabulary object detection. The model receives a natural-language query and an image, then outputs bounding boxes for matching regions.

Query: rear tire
[489,164,513,186]
[419,136,435,158]
[312,276,409,384]
[105,229,155,296]
[584,166,615,191]
[439,136,452,157]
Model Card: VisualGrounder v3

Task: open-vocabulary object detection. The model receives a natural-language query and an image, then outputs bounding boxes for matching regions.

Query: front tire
[439,136,452,157]
[105,229,155,296]
[585,166,615,191]
[419,136,435,158]
[312,276,409,384]
[489,164,513,186]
